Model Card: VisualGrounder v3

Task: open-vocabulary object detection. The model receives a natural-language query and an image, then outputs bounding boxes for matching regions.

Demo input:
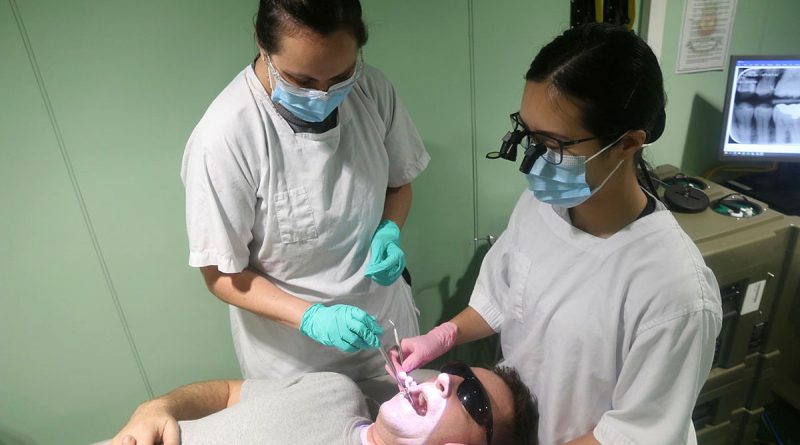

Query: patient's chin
[376,389,448,443]
[379,389,429,419]
[378,392,417,420]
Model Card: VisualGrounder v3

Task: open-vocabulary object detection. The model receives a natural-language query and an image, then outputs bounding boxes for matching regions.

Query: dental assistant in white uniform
[180,0,428,380]
[394,24,723,445]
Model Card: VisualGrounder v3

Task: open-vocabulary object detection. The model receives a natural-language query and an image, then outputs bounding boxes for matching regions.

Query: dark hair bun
[256,0,368,53]
[526,23,666,147]
[647,108,666,143]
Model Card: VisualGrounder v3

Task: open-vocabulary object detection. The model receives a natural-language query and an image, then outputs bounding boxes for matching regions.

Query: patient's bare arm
[109,380,243,445]
[563,430,601,445]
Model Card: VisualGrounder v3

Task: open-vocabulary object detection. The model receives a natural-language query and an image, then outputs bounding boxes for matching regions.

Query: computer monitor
[719,55,800,163]
[720,55,800,215]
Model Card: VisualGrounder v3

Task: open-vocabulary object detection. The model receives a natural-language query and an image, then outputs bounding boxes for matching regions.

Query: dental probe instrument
[378,341,416,408]
[389,320,406,365]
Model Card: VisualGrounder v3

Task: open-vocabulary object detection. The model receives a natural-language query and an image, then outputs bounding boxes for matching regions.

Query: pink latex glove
[390,322,458,373]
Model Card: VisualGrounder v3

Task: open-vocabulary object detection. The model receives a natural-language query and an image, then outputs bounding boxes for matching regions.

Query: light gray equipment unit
[769,221,800,410]
[695,407,763,445]
[654,165,799,445]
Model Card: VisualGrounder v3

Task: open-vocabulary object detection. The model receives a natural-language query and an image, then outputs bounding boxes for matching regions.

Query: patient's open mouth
[413,392,428,416]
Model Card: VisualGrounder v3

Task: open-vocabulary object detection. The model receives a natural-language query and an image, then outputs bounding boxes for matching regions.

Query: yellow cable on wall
[594,0,637,30]
[628,0,636,30]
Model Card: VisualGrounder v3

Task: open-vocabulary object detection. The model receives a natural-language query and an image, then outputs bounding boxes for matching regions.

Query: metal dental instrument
[380,320,416,409]
[378,342,415,407]
[389,320,406,365]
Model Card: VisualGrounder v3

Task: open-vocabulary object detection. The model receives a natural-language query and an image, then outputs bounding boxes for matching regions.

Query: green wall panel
[0,2,150,443]
[473,0,570,240]
[13,0,249,398]
[362,0,475,332]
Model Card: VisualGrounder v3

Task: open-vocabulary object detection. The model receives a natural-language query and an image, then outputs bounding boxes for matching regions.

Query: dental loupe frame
[486,129,546,174]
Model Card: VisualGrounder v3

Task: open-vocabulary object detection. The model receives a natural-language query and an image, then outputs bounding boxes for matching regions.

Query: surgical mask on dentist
[265,53,363,122]
[525,133,628,208]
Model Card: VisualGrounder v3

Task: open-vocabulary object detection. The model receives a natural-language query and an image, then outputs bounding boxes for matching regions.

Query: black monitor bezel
[718,54,800,164]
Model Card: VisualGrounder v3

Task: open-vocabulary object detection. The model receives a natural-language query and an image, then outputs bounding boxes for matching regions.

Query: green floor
[755,399,800,445]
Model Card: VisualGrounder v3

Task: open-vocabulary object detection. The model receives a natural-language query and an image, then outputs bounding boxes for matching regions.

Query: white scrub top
[470,191,722,445]
[181,63,429,381]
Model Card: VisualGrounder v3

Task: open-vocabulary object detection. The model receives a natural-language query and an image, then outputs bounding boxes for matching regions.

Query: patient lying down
[108,361,538,445]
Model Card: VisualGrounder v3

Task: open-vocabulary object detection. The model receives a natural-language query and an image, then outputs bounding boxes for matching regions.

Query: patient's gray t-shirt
[178,372,371,444]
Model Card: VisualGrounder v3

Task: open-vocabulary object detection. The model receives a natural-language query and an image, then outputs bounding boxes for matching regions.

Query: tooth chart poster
[676,0,737,73]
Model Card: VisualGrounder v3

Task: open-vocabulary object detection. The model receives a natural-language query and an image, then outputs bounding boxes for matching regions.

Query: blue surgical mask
[266,54,363,122]
[525,133,627,208]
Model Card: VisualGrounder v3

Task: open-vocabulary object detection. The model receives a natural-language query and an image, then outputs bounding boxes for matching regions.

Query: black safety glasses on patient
[439,361,494,445]
[486,112,617,173]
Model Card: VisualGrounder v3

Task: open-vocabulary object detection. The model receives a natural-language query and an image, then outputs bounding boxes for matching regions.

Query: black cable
[638,156,660,199]
[762,411,786,445]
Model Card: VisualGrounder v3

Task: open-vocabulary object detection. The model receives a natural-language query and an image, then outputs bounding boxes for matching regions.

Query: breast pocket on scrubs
[273,187,319,244]
[508,251,532,323]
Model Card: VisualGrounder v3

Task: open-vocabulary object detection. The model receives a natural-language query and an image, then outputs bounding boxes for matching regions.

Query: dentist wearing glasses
[180,0,429,381]
[393,24,722,445]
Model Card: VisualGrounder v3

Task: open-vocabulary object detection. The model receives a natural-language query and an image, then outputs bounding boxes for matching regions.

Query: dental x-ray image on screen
[720,56,800,162]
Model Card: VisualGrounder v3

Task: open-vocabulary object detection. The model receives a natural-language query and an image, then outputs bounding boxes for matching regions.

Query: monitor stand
[725,163,800,215]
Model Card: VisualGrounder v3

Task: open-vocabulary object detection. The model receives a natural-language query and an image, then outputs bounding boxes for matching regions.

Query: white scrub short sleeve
[593,306,720,445]
[181,129,258,274]
[383,96,428,187]
[469,192,535,332]
[468,230,514,332]
[358,66,429,187]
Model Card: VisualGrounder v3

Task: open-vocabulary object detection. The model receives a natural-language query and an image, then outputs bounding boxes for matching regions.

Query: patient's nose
[435,373,452,398]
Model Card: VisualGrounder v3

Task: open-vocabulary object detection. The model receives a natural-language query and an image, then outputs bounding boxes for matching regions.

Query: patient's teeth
[733,102,754,143]
[774,69,800,98]
[416,393,427,416]
[773,103,800,143]
[756,70,779,97]
[755,104,774,143]
[737,71,758,98]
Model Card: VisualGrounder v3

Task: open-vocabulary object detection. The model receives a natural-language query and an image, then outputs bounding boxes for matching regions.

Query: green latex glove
[365,220,405,286]
[299,304,384,353]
